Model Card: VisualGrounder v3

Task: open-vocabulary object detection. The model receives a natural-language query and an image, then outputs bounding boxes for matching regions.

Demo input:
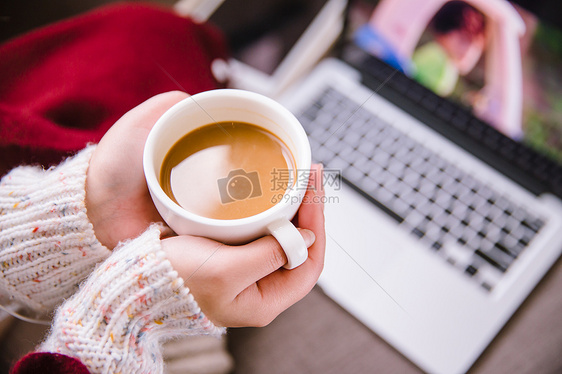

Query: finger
[308,163,325,197]
[228,228,315,290]
[294,163,326,265]
[292,163,325,227]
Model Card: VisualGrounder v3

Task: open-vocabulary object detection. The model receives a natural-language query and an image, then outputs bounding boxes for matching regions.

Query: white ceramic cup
[143,89,312,269]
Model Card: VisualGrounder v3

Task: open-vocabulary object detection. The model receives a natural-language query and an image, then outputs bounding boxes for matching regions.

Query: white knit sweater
[0,148,224,374]
[41,224,223,373]
[0,147,111,316]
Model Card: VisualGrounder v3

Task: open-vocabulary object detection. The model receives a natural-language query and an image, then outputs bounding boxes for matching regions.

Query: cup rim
[143,89,312,227]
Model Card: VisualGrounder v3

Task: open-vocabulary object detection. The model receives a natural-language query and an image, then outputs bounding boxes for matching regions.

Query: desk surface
[228,257,562,374]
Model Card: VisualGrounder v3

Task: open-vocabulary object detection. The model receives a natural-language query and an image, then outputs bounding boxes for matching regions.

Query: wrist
[84,148,116,249]
[84,177,112,249]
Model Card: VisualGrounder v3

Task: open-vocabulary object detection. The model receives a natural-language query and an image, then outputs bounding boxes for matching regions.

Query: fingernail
[300,229,316,248]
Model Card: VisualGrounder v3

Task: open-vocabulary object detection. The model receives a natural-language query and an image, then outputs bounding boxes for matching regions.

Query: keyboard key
[465,264,478,276]
[475,247,514,272]
[345,165,366,182]
[412,227,425,239]
[390,198,413,218]
[329,156,349,172]
[521,218,544,233]
[358,141,377,157]
[314,146,336,163]
[373,186,395,204]
[372,146,390,160]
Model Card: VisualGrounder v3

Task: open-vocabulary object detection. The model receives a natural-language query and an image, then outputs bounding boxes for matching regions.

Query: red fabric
[0,2,228,176]
[11,352,90,374]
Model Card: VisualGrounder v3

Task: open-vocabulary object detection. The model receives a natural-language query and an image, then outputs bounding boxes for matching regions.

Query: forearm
[40,224,223,374]
[0,146,111,315]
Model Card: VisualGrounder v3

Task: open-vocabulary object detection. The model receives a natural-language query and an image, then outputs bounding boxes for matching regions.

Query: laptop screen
[348,0,562,167]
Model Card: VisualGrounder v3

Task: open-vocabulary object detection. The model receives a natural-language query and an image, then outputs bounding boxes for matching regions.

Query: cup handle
[267,218,309,269]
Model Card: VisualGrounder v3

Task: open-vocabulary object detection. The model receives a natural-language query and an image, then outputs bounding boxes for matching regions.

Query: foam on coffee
[160,121,295,220]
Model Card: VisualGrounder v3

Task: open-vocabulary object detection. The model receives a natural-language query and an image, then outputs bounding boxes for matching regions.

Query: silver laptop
[184,0,562,373]
[277,1,562,373]
[281,55,562,373]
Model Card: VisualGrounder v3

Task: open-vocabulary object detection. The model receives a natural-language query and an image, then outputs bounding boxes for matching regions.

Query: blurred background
[2,1,562,374]
[0,0,176,43]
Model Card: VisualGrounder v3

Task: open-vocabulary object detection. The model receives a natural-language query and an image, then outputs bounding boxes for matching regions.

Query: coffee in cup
[159,121,295,220]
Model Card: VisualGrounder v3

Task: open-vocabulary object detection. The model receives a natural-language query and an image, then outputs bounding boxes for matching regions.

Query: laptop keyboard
[352,49,562,199]
[297,87,545,291]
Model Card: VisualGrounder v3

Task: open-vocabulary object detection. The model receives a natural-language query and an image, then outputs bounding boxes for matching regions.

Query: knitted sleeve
[0,146,111,318]
[40,224,224,374]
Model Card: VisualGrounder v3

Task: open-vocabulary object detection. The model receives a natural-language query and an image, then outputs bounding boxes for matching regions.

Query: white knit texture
[0,146,111,316]
[41,224,224,374]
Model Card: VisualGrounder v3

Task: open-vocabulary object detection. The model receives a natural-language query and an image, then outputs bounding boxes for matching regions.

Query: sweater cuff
[0,146,111,317]
[40,224,223,374]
